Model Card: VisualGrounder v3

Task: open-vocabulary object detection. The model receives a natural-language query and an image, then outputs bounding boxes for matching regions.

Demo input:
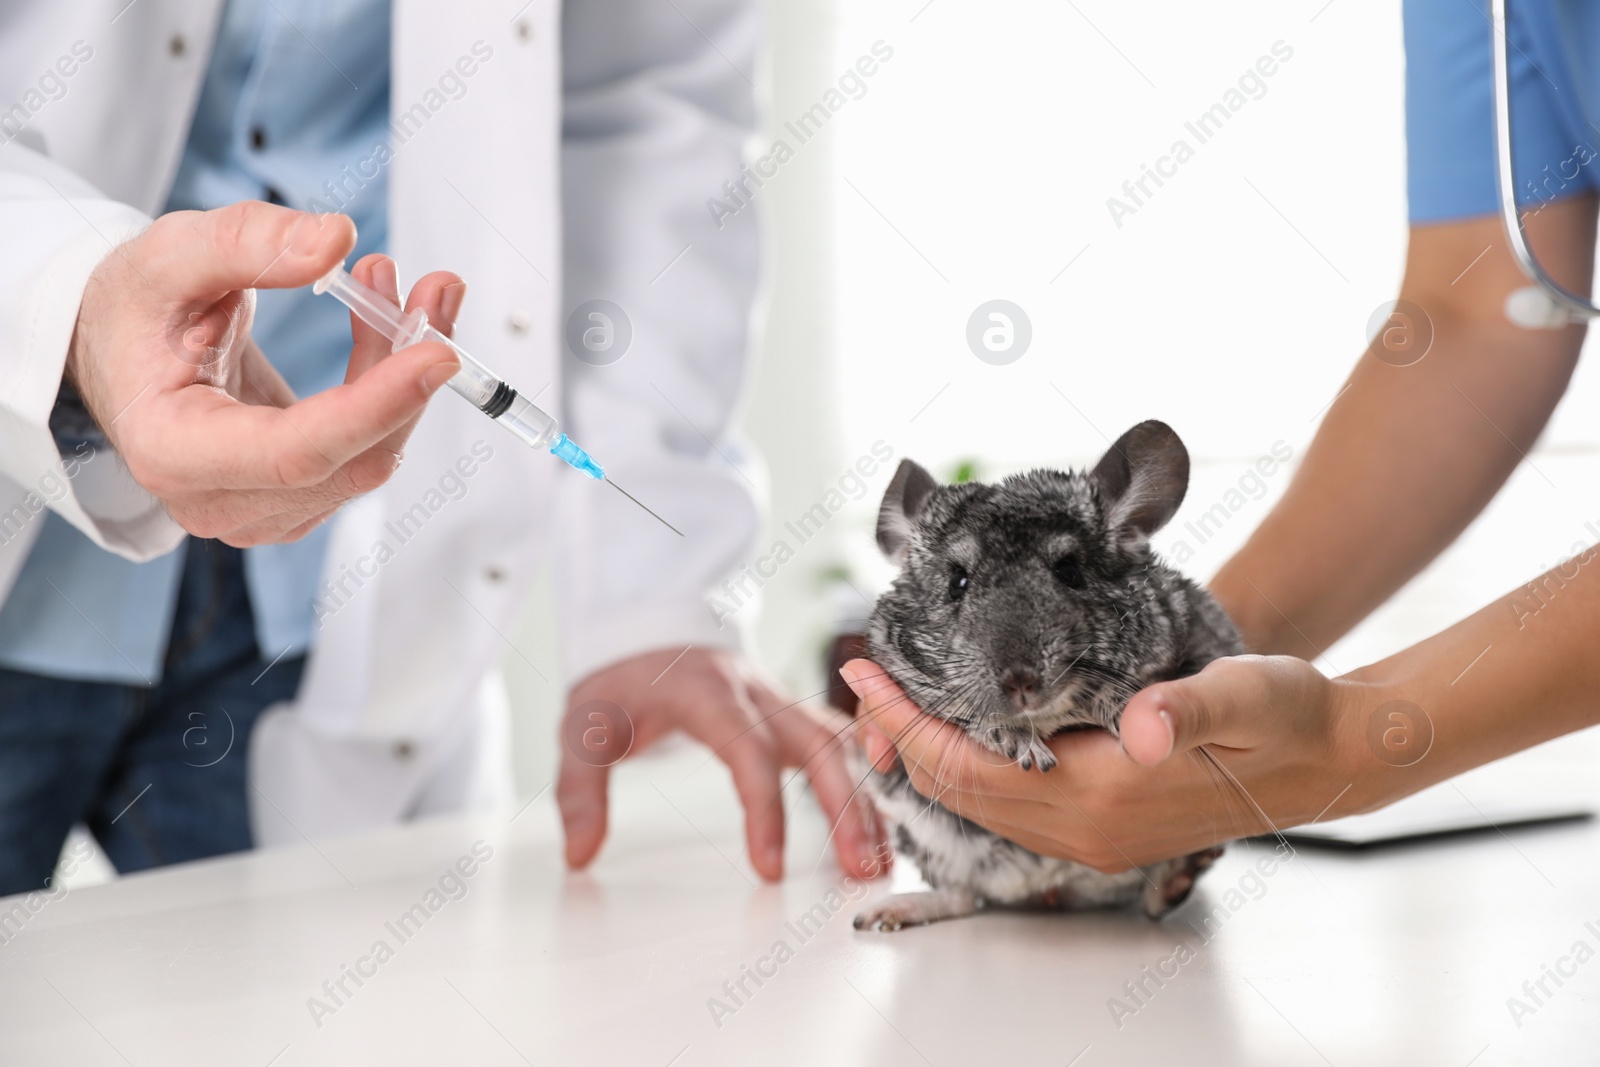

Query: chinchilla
[854,420,1243,932]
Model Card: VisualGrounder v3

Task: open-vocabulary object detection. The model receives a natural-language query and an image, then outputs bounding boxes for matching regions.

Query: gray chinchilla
[854,420,1243,932]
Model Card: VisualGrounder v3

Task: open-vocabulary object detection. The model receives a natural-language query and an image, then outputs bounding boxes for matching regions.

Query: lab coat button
[484,566,507,584]
[250,126,266,150]
[515,19,535,41]
[392,740,415,761]
[507,312,530,335]
[168,35,187,57]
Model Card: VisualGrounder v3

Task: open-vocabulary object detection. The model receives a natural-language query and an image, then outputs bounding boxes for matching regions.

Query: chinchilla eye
[948,564,969,601]
[1052,555,1085,589]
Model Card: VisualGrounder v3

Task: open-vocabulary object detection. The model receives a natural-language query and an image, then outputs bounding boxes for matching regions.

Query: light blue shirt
[0,0,391,684]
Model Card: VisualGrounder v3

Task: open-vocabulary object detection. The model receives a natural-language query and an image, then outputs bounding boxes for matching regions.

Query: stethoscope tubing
[1492,0,1600,321]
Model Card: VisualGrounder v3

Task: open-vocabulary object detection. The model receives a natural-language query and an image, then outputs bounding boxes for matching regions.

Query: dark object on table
[824,631,868,716]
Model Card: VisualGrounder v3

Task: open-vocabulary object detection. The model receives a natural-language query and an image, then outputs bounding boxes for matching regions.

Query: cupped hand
[66,201,465,547]
[557,647,891,882]
[842,654,1369,871]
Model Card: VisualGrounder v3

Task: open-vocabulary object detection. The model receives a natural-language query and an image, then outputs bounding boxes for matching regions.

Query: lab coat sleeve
[0,140,182,561]
[553,0,764,687]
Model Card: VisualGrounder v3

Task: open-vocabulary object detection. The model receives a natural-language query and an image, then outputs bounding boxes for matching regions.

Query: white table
[2,743,1597,1067]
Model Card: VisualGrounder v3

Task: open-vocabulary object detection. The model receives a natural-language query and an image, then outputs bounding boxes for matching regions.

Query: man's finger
[348,260,466,464]
[237,339,298,409]
[206,460,382,543]
[346,254,402,381]
[345,260,465,384]
[247,348,448,487]
[405,270,466,340]
[677,704,786,882]
[276,507,341,544]
[143,202,357,300]
[556,745,613,871]
[754,689,887,880]
[146,338,458,491]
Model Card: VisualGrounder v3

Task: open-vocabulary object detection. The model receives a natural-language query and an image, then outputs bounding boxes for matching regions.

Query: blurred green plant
[816,563,853,588]
[946,458,982,484]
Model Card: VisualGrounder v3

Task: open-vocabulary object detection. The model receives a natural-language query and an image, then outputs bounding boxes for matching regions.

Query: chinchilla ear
[1090,420,1189,542]
[876,459,938,561]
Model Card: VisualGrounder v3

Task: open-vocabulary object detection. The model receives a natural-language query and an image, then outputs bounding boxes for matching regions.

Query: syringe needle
[606,479,684,537]
[315,267,678,533]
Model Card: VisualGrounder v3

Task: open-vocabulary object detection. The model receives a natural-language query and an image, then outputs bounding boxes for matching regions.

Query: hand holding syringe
[315,264,680,535]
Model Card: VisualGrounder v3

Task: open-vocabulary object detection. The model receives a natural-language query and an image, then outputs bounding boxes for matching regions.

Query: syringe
[314,265,681,536]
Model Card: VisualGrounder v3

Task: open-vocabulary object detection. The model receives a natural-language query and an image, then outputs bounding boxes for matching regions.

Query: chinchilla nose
[999,667,1042,712]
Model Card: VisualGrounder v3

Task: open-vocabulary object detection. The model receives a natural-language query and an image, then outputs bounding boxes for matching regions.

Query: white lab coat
[0,0,761,843]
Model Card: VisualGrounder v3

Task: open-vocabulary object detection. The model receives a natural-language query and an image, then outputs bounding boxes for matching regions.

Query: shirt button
[250,126,267,150]
[168,34,187,57]
[392,740,415,761]
[507,312,531,335]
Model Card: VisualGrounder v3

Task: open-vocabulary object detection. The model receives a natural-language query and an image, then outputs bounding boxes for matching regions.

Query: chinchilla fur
[855,421,1242,931]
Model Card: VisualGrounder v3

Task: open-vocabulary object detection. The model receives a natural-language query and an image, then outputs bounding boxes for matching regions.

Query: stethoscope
[1492,0,1600,328]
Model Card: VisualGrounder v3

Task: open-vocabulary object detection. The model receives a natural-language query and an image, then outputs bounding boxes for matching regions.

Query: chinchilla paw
[982,726,1057,772]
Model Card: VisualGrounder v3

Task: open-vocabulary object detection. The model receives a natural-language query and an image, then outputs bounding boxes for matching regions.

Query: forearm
[1331,551,1600,815]
[1212,313,1577,655]
[1212,207,1593,655]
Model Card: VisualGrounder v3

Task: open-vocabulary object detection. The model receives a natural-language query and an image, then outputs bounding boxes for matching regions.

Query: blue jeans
[0,540,305,896]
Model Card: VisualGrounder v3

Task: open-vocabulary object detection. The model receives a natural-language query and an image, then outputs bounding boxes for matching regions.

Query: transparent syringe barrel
[313,266,564,454]
[405,318,561,452]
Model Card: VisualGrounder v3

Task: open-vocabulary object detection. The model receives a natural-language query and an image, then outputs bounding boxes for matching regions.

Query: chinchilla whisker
[712,719,861,846]
[1191,745,1294,849]
[924,681,986,814]
[1188,746,1270,840]
[810,695,969,873]
[704,666,974,874]
[817,765,896,869]
[774,714,869,810]
[835,716,927,837]
[1070,659,1147,690]
[902,717,968,828]
[774,694,961,865]
[901,678,990,824]
[820,678,985,862]
[683,680,857,781]
[848,689,966,744]
[754,670,989,855]
[1048,645,1094,688]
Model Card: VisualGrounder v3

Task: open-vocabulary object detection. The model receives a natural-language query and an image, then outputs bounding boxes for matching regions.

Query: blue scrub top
[1405,0,1600,222]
